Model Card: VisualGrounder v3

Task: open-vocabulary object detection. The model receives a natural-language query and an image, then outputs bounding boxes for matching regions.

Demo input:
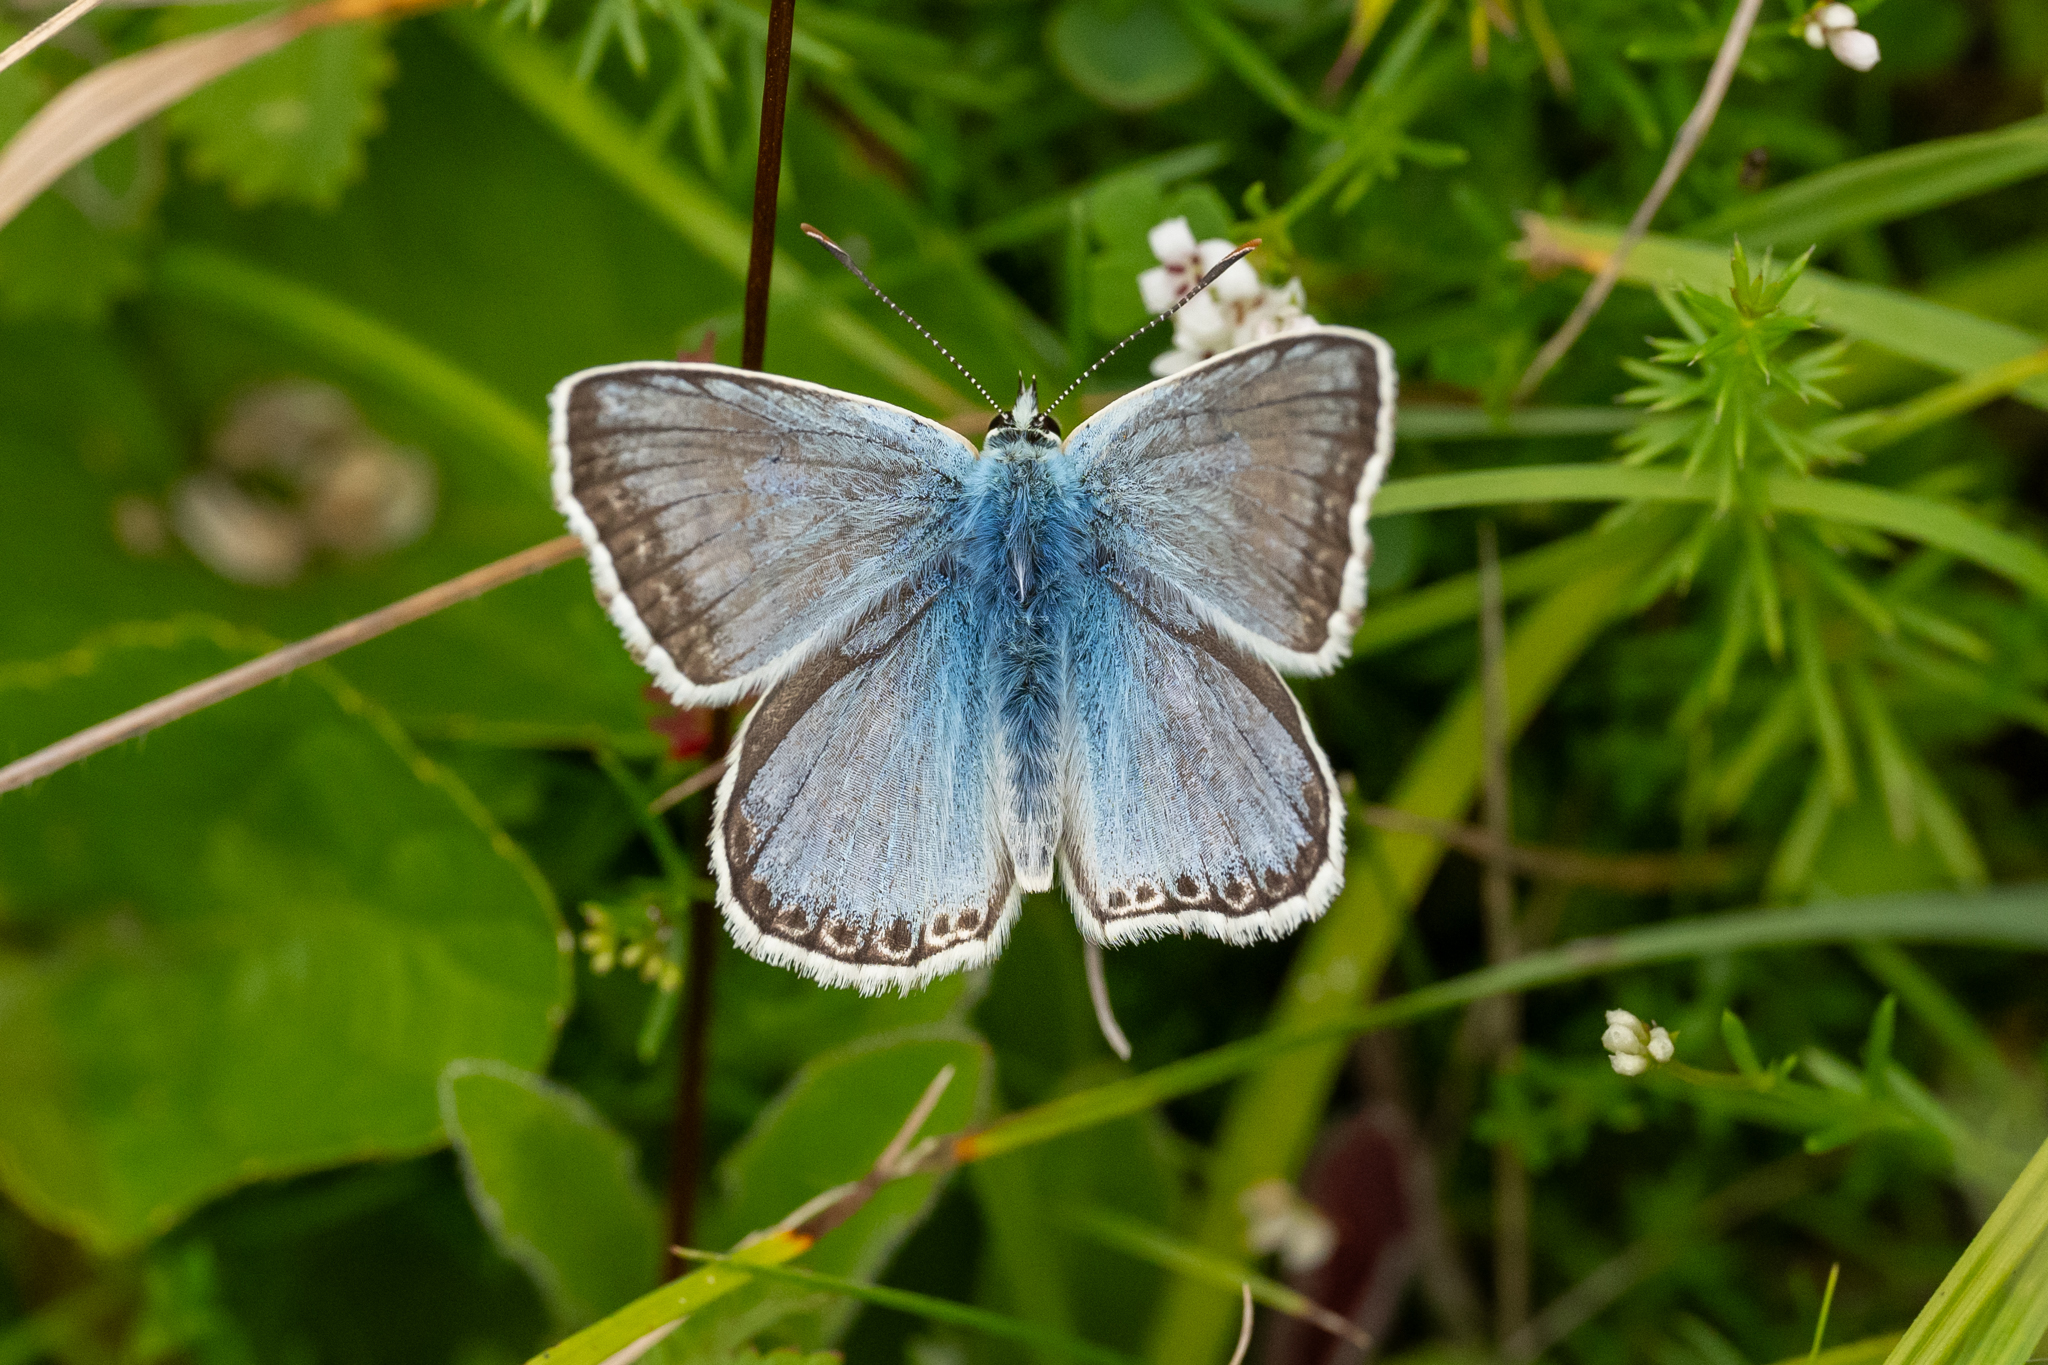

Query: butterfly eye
[1032,414,1062,438]
[988,412,1014,433]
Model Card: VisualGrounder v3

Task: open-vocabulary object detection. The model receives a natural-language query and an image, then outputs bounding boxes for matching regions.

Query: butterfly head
[985,377,1062,455]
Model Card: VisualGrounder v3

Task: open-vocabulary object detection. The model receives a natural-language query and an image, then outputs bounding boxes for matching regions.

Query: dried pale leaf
[0,0,103,78]
[0,7,307,228]
[0,0,440,229]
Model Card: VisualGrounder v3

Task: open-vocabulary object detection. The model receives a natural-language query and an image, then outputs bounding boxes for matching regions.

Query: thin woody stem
[0,0,101,75]
[738,0,797,372]
[1512,0,1767,400]
[0,534,582,797]
[1356,804,1732,892]
[667,0,796,1270]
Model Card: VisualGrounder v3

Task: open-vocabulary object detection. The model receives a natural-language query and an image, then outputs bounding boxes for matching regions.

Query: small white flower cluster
[1139,217,1318,378]
[1804,3,1880,71]
[1603,1009,1675,1077]
[1239,1177,1338,1274]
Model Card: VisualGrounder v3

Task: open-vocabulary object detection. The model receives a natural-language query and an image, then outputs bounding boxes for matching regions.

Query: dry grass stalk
[0,0,451,230]
[0,0,104,77]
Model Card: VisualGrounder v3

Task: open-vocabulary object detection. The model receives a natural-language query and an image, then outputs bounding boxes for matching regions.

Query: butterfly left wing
[552,362,977,708]
[713,563,1017,994]
[1062,328,1395,676]
[1058,563,1343,947]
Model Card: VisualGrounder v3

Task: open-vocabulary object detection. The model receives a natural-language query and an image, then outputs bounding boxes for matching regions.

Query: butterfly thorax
[960,428,1090,893]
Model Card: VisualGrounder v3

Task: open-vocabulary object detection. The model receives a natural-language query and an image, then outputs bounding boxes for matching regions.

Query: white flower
[1138,216,1261,313]
[1804,3,1880,70]
[1139,218,1319,377]
[1603,1008,1675,1076]
[1239,1178,1338,1275]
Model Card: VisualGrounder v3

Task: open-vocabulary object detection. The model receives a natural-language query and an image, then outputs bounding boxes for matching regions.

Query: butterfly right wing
[713,562,1018,995]
[552,362,978,707]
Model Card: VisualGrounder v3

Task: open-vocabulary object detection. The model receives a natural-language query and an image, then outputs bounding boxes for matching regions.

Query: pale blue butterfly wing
[711,563,1018,991]
[553,362,1017,991]
[1055,560,1343,946]
[551,363,979,708]
[1064,327,1396,675]
[553,324,1396,988]
[1052,328,1393,944]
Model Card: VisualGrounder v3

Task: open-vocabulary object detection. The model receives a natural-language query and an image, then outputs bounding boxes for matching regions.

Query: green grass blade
[1880,1136,2048,1365]
[1353,516,1674,656]
[153,244,547,491]
[962,886,2048,1164]
[1691,116,2048,250]
[1523,217,2048,409]
[1396,404,1643,439]
[672,1252,1142,1365]
[1059,1206,1365,1345]
[526,1230,811,1365]
[1373,467,2048,602]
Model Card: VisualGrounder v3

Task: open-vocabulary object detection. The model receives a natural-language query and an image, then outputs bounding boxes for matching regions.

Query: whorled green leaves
[0,620,571,1252]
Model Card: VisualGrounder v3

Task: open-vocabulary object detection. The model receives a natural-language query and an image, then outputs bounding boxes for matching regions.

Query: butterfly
[550,233,1396,994]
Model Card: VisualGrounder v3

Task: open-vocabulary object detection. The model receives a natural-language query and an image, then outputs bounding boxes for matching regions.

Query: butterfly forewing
[551,363,978,707]
[1064,328,1395,676]
[1058,563,1343,946]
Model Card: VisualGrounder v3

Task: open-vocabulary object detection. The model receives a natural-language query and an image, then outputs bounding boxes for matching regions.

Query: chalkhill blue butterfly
[550,230,1396,994]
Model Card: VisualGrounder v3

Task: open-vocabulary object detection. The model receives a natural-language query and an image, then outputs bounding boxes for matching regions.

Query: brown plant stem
[1355,804,1732,892]
[649,756,727,815]
[667,0,795,1268]
[0,534,582,797]
[739,0,797,373]
[1512,0,1767,400]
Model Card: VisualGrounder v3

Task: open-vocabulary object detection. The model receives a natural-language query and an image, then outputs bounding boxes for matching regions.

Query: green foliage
[159,8,394,207]
[1619,242,1852,500]
[0,621,569,1252]
[3,0,2048,1361]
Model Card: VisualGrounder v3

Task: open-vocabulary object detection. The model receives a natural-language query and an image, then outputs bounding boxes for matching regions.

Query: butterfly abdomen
[961,450,1090,892]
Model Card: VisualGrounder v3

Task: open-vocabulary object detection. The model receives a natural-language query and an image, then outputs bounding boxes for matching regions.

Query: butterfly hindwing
[1058,562,1343,946]
[713,564,1019,994]
[1064,328,1395,675]
[552,363,978,707]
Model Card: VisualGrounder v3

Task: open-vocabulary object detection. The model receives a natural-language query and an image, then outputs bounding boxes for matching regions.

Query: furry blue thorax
[963,420,1091,889]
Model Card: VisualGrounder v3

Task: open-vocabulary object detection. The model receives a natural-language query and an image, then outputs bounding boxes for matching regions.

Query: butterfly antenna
[801,224,1004,413]
[1045,239,1261,415]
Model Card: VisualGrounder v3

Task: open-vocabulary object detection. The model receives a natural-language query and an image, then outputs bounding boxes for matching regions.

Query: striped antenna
[1045,239,1261,416]
[801,224,1004,414]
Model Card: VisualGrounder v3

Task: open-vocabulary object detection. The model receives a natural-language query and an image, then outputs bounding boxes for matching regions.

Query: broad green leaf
[441,1061,662,1331]
[1046,0,1214,113]
[1524,216,2048,410]
[160,7,393,208]
[0,189,144,322]
[0,620,570,1252]
[1691,115,2048,250]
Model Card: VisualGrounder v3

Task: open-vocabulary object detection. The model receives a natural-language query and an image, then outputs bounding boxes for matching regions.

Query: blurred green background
[3,0,2048,1361]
